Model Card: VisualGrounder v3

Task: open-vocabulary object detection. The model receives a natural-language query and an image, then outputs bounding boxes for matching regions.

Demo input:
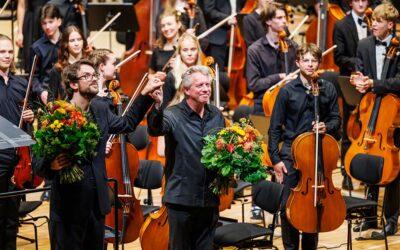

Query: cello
[344,37,400,185]
[13,55,43,189]
[105,79,150,244]
[305,0,345,71]
[286,73,346,233]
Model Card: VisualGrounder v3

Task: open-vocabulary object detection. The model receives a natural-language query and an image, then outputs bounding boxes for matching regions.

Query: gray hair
[181,65,213,89]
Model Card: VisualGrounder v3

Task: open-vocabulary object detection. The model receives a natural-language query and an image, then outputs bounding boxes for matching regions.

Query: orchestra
[0,0,400,249]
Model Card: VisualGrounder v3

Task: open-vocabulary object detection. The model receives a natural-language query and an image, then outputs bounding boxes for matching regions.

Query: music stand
[0,115,35,150]
[337,76,363,106]
[86,2,138,50]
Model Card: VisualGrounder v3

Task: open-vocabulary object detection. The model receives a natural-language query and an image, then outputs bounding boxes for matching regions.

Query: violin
[364,7,373,30]
[13,55,43,189]
[186,0,197,29]
[278,30,290,74]
[286,73,346,233]
[345,37,400,185]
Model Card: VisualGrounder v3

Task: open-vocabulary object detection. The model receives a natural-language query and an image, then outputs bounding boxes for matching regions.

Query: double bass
[345,37,400,185]
[286,74,345,233]
[306,0,345,71]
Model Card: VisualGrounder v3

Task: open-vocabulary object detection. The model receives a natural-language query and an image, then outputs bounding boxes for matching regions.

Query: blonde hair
[372,3,399,23]
[171,33,202,90]
[156,9,185,49]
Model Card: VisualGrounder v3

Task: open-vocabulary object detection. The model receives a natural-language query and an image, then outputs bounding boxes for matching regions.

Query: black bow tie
[357,18,365,26]
[375,40,387,47]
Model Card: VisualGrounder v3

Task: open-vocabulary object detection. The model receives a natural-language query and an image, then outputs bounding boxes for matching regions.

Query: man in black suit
[351,2,400,238]
[36,59,163,249]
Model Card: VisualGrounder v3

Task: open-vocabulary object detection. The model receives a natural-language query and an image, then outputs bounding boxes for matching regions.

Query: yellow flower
[56,108,66,115]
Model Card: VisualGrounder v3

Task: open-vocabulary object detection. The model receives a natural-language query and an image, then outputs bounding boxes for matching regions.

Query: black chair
[233,180,253,223]
[128,125,150,151]
[17,201,49,250]
[134,159,164,217]
[214,180,283,249]
[344,154,389,250]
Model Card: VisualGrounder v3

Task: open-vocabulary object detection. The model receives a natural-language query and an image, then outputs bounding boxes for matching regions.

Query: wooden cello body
[305,2,345,71]
[287,132,345,233]
[344,93,400,185]
[105,140,144,243]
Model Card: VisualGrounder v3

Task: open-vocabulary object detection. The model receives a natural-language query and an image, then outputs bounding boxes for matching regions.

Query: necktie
[375,40,387,47]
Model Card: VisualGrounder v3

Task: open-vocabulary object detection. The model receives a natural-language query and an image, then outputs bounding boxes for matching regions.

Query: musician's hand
[141,77,164,96]
[286,72,298,82]
[273,161,287,184]
[105,141,112,155]
[228,16,237,26]
[16,32,24,48]
[22,109,34,123]
[40,91,48,104]
[355,78,373,93]
[154,71,167,81]
[312,121,327,134]
[168,57,176,69]
[150,88,163,105]
[279,73,286,79]
[51,154,70,171]
[186,28,196,35]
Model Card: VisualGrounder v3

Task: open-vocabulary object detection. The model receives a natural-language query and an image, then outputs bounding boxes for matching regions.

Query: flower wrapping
[201,118,268,194]
[33,100,101,184]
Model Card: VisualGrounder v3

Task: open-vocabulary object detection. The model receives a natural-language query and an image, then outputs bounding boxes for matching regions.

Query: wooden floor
[17,172,400,250]
[2,3,400,250]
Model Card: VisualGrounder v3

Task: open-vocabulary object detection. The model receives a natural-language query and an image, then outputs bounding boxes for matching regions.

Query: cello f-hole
[301,177,312,195]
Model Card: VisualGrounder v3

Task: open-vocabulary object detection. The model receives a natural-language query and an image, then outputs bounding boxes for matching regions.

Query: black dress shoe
[342,175,353,191]
[353,221,377,232]
[371,223,398,240]
[40,190,50,201]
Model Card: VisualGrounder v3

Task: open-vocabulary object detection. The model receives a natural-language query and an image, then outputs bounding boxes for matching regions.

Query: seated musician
[0,34,35,250]
[333,0,371,191]
[246,3,297,115]
[34,59,163,250]
[350,2,400,238]
[161,32,229,108]
[268,43,340,250]
[147,65,225,249]
[47,25,89,102]
[31,4,63,104]
[150,9,184,74]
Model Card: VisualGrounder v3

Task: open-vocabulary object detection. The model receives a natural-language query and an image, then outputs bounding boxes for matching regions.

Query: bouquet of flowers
[33,100,101,184]
[201,118,268,194]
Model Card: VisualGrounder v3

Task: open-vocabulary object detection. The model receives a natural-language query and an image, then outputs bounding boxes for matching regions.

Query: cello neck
[317,0,328,50]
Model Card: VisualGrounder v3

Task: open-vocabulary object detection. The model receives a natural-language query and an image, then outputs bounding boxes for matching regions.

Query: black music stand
[86,2,138,50]
[0,115,35,150]
[337,76,363,106]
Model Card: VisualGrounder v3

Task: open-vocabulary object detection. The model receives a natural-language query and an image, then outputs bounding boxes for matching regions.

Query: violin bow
[19,55,38,128]
[87,12,121,45]
[0,0,11,17]
[116,50,141,69]
[197,13,237,40]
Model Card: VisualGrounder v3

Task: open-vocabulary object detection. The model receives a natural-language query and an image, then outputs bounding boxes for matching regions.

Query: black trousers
[281,159,318,250]
[167,203,219,250]
[49,178,105,250]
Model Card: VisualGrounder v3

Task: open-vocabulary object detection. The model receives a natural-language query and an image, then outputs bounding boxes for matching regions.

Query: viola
[13,55,43,189]
[286,74,345,233]
[345,37,400,185]
[278,30,290,74]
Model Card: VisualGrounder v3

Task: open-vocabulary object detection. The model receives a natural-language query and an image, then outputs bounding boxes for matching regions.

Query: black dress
[149,48,175,72]
[21,0,50,72]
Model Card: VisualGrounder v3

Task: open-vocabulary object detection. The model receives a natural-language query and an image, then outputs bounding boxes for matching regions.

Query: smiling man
[268,43,340,250]
[148,65,225,250]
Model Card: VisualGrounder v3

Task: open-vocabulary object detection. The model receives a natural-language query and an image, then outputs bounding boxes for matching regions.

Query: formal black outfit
[30,35,60,99]
[268,76,340,250]
[147,99,225,250]
[241,11,265,48]
[20,0,50,72]
[34,94,154,250]
[0,73,30,250]
[47,67,67,102]
[48,0,87,30]
[355,35,400,229]
[246,36,297,115]
[149,47,175,72]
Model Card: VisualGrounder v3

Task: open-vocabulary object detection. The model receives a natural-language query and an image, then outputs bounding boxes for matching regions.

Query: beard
[79,85,98,100]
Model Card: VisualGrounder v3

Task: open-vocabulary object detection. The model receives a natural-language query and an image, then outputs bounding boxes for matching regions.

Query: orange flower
[227,143,235,153]
[216,138,225,150]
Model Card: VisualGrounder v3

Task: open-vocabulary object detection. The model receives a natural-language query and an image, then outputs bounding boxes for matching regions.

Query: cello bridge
[312,185,325,189]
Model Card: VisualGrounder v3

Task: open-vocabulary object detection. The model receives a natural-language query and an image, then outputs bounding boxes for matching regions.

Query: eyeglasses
[77,73,99,81]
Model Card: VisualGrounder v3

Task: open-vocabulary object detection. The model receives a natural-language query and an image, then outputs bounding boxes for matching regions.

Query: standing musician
[268,43,341,250]
[333,0,371,191]
[150,9,185,74]
[31,4,63,104]
[48,0,88,30]
[34,59,163,249]
[246,3,297,115]
[200,0,238,69]
[350,2,400,238]
[47,25,89,102]
[147,65,225,250]
[0,34,35,250]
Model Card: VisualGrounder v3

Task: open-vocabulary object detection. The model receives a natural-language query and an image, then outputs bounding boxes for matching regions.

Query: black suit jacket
[333,14,360,76]
[36,94,153,223]
[356,36,400,95]
[200,0,232,45]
